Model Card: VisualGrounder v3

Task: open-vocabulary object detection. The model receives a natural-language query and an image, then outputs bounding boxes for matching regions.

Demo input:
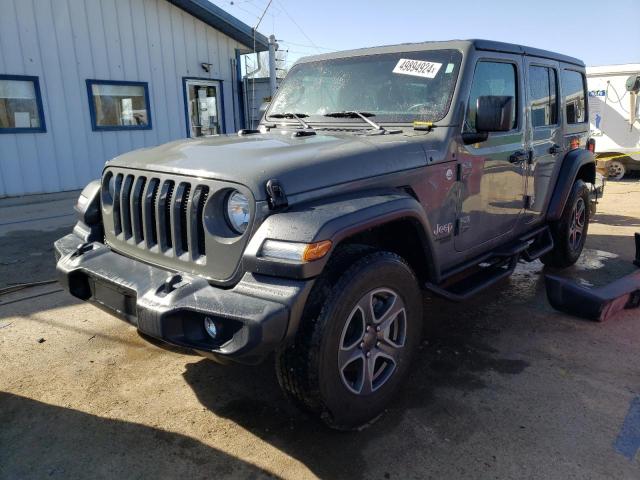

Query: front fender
[547,149,596,221]
[242,189,435,279]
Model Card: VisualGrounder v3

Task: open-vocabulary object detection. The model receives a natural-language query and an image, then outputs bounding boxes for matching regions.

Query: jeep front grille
[109,172,209,261]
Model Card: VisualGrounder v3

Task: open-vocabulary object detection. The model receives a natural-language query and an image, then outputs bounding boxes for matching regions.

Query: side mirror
[476,95,514,132]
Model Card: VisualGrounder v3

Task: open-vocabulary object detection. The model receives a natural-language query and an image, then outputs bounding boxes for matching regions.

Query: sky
[211,0,640,68]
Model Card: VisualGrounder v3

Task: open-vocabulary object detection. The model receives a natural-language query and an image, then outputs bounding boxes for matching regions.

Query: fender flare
[546,149,596,221]
[243,189,437,280]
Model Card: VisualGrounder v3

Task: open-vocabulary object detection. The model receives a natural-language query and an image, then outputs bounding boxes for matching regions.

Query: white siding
[0,0,247,197]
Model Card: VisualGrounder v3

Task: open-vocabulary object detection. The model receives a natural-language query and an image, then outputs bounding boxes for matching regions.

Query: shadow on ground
[0,226,69,289]
[0,392,275,479]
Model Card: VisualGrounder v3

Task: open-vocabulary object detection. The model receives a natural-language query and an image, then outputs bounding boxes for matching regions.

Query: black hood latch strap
[266,179,288,210]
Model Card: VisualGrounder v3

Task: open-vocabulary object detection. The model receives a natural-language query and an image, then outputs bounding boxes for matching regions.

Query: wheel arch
[243,189,439,282]
[547,149,596,221]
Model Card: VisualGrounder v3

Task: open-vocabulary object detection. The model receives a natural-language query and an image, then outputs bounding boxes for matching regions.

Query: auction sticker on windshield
[393,59,442,78]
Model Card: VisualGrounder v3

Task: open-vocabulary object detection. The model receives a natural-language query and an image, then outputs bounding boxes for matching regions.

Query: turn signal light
[260,239,333,262]
[303,240,333,262]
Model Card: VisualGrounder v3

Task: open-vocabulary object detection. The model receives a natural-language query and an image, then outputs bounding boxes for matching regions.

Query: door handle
[549,144,562,155]
[509,150,529,164]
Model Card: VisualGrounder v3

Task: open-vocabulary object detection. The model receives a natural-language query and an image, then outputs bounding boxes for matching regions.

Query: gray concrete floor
[0,190,79,289]
[0,183,639,479]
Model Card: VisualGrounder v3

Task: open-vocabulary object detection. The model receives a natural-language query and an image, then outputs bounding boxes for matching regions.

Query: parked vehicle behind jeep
[55,40,596,429]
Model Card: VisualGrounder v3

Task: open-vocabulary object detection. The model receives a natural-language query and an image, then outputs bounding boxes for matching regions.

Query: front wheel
[276,248,422,430]
[542,179,590,268]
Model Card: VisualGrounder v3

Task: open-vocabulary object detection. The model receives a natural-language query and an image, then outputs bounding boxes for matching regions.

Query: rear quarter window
[562,69,587,124]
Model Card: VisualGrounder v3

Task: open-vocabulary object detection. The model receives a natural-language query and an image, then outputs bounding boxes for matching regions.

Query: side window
[529,66,557,127]
[465,61,517,132]
[562,70,587,124]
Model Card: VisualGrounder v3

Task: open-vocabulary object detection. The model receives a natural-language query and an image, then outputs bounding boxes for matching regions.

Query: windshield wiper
[268,112,313,130]
[324,111,385,132]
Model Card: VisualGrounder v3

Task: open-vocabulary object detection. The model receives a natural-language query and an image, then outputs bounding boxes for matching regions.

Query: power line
[274,0,322,54]
[254,0,273,30]
[278,40,336,52]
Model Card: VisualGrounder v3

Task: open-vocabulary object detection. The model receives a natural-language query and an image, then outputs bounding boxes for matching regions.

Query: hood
[106,131,429,200]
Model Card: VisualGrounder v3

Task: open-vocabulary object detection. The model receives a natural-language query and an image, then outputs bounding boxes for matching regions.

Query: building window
[562,70,587,124]
[0,75,46,133]
[529,66,558,127]
[86,80,152,131]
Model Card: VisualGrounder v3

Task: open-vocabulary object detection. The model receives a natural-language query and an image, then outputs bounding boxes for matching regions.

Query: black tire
[275,246,422,430]
[541,179,590,268]
[607,159,626,180]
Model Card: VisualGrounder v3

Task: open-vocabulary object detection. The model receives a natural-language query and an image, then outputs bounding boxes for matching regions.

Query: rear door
[455,56,527,252]
[521,58,562,225]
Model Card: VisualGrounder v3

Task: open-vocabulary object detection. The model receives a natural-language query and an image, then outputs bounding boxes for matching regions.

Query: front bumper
[55,233,313,364]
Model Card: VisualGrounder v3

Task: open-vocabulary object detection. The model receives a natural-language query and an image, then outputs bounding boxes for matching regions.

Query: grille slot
[120,175,134,239]
[130,176,146,243]
[194,186,209,258]
[143,178,160,247]
[113,174,123,236]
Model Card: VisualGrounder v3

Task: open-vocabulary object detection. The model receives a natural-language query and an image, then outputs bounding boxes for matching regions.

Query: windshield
[267,49,462,124]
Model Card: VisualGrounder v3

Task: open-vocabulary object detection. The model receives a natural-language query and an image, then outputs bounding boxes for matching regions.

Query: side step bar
[425,256,518,302]
[426,226,552,302]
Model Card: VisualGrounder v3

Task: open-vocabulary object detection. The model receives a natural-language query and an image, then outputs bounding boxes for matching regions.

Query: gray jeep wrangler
[55,39,596,429]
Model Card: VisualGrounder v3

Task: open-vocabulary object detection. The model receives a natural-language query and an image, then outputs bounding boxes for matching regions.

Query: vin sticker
[393,59,442,79]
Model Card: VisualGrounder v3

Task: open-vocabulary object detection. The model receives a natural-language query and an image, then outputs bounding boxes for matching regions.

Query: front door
[185,79,222,137]
[455,57,527,252]
[521,59,562,225]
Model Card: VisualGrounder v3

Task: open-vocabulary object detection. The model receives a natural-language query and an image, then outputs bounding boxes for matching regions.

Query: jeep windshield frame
[266,49,463,126]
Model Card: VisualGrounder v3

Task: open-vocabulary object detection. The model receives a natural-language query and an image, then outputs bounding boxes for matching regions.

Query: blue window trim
[86,79,152,131]
[0,74,46,134]
[182,77,227,137]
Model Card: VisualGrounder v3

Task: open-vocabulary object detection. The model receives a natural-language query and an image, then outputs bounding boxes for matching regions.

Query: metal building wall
[0,0,246,197]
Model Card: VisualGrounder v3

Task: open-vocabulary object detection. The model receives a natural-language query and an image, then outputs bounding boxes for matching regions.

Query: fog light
[204,317,219,339]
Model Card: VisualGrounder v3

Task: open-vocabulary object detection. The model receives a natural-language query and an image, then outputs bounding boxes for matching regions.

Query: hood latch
[266,179,288,210]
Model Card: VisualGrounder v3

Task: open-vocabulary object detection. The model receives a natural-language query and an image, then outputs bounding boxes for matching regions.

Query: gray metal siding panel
[0,0,245,197]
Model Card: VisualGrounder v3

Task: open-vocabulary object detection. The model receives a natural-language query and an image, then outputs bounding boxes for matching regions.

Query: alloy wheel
[337,288,407,395]
[569,197,586,251]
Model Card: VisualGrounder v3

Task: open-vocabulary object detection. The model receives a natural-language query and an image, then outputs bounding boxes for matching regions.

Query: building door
[455,57,527,252]
[185,79,223,137]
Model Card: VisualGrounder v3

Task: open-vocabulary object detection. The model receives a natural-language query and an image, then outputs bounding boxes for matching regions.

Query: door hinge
[455,215,471,236]
[457,161,473,181]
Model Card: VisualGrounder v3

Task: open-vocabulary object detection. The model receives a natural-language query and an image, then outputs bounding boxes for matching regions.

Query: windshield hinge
[266,179,288,210]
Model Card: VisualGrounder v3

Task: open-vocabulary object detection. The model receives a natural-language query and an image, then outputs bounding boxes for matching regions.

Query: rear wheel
[276,248,422,430]
[542,180,590,268]
[607,160,626,180]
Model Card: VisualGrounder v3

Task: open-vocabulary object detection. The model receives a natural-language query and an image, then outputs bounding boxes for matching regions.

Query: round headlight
[225,190,250,234]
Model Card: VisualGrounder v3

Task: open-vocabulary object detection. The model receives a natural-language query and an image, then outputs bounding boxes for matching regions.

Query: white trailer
[586,64,640,179]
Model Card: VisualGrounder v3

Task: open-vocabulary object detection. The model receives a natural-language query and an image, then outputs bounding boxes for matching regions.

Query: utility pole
[268,34,278,97]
